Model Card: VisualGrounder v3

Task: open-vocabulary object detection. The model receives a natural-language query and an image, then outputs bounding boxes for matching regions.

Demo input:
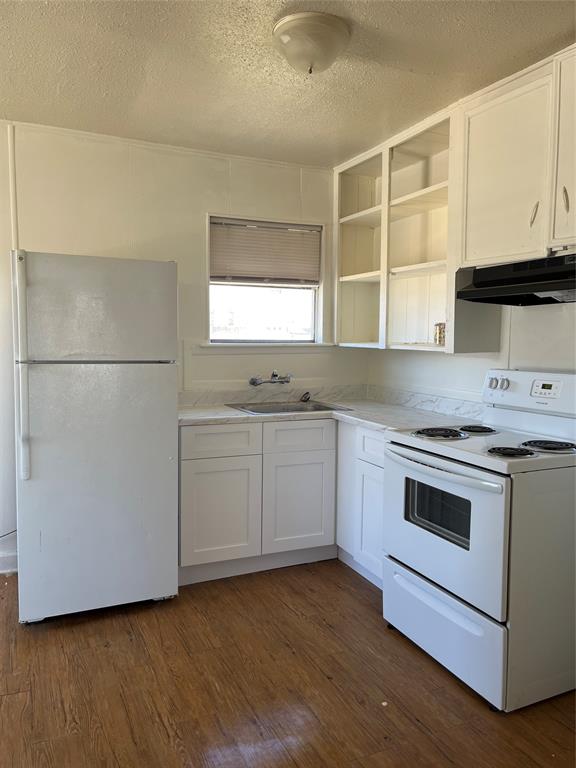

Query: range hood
[457,248,576,306]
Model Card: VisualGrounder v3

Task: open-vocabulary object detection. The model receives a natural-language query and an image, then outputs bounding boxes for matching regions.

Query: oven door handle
[384,446,504,494]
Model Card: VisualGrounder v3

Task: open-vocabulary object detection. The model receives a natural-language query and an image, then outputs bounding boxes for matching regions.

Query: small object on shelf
[434,322,446,346]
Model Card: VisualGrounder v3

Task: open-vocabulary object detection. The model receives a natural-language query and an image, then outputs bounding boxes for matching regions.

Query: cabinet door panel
[337,423,357,554]
[355,460,385,580]
[464,78,552,264]
[180,456,262,565]
[553,54,576,242]
[262,450,335,554]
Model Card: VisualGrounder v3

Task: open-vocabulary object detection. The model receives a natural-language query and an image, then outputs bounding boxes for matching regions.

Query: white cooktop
[387,426,576,474]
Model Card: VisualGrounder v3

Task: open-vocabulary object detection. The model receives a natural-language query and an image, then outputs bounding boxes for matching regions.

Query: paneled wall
[0,122,368,562]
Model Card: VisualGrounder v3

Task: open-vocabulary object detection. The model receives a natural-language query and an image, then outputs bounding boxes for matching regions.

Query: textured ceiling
[0,1,574,166]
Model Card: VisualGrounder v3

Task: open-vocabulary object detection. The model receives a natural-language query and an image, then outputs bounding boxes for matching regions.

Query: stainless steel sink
[227,401,350,415]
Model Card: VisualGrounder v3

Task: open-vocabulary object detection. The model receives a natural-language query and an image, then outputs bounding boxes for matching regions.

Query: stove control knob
[499,377,510,390]
[488,377,499,389]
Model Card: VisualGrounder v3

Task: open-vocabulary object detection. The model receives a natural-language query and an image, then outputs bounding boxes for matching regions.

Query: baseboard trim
[338,547,382,589]
[178,545,338,586]
[0,552,18,575]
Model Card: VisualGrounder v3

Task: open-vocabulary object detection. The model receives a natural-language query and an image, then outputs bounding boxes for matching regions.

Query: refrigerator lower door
[16,363,178,622]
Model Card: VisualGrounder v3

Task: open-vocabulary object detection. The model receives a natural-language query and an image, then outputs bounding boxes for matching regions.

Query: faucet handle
[270,370,279,380]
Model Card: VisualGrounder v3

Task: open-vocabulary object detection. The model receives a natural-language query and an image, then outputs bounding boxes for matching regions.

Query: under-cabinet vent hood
[457,249,576,306]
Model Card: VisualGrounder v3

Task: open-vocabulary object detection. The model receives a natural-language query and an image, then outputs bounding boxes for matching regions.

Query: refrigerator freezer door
[18,251,177,362]
[16,363,178,621]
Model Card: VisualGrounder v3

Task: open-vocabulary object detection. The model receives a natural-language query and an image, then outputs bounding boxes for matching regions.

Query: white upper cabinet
[551,51,576,244]
[462,71,553,265]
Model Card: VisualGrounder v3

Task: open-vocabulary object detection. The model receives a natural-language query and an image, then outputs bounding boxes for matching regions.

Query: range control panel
[531,380,563,399]
[482,369,575,416]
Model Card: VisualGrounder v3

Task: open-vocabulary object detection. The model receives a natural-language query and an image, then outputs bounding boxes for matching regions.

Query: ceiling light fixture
[272,12,350,75]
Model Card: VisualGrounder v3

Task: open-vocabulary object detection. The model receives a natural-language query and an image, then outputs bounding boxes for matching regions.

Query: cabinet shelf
[339,205,382,228]
[389,260,446,275]
[389,181,448,221]
[339,270,381,283]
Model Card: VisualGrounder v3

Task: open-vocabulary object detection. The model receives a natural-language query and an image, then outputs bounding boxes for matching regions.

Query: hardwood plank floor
[1,561,574,767]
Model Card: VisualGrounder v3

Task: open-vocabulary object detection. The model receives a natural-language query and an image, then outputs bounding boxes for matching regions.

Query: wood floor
[0,561,574,767]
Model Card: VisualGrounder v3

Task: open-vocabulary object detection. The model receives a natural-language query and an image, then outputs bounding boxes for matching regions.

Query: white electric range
[380,369,575,712]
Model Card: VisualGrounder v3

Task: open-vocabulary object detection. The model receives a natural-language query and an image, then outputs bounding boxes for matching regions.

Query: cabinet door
[262,450,335,554]
[337,422,357,554]
[355,460,385,580]
[553,53,576,243]
[464,77,552,264]
[180,456,262,566]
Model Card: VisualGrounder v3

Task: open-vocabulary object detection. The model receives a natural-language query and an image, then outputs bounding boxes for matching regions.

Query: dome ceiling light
[272,12,350,75]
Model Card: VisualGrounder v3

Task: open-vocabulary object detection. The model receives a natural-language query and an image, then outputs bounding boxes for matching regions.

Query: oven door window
[404,478,471,550]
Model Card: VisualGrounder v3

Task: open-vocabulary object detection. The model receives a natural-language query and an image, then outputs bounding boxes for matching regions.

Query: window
[209,217,322,343]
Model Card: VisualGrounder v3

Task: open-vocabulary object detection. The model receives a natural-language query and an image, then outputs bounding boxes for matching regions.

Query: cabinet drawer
[180,423,262,459]
[357,427,388,467]
[382,557,506,709]
[263,419,335,453]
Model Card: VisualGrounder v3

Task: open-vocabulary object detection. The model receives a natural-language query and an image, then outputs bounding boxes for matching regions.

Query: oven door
[383,443,511,621]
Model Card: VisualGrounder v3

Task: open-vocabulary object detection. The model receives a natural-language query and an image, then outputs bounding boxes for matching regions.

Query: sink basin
[227,401,350,415]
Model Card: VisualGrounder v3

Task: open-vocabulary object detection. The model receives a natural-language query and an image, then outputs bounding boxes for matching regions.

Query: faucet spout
[249,371,293,386]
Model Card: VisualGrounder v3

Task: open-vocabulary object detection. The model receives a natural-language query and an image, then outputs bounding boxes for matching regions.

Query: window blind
[210,217,322,285]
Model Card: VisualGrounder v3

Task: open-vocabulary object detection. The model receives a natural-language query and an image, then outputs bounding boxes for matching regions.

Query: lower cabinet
[355,459,385,579]
[179,421,336,567]
[180,455,262,566]
[262,450,336,554]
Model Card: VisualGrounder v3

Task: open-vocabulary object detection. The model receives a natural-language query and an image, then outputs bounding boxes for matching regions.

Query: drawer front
[357,427,388,467]
[180,423,262,459]
[382,557,506,709]
[263,419,335,453]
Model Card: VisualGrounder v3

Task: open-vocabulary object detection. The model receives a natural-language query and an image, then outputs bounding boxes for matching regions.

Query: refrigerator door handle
[13,250,31,479]
[18,363,31,480]
[13,249,29,363]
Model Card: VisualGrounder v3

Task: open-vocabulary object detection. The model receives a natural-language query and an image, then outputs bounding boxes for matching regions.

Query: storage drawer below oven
[382,557,506,709]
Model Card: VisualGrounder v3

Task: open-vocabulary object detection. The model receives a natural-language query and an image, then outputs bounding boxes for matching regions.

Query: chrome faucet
[249,370,292,386]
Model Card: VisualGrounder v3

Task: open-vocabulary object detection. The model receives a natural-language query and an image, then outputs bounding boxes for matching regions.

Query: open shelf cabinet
[384,119,450,349]
[337,151,384,347]
[334,112,502,354]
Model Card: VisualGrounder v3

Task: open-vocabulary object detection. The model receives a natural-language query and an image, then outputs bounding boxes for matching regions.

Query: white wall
[0,127,16,568]
[368,304,576,399]
[0,121,368,556]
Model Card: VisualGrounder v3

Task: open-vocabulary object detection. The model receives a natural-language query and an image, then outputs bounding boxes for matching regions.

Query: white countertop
[178,400,475,432]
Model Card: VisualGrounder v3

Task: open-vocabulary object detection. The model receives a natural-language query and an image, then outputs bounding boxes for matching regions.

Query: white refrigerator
[12,250,179,623]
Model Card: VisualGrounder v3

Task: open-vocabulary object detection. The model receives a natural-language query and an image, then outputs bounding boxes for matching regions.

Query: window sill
[199,342,335,349]
[191,342,336,355]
